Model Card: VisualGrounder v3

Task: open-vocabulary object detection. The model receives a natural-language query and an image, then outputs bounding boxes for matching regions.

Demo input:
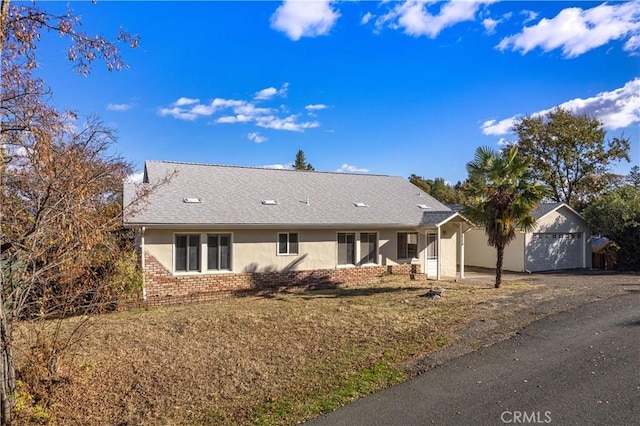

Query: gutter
[141,226,146,301]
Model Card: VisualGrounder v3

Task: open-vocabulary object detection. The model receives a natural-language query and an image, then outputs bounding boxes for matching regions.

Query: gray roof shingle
[123,161,454,228]
[531,202,563,220]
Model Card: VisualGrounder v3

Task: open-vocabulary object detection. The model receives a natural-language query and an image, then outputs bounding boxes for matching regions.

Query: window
[208,234,231,271]
[360,232,378,264]
[337,233,356,265]
[426,233,437,260]
[397,232,418,259]
[278,232,299,255]
[175,234,200,272]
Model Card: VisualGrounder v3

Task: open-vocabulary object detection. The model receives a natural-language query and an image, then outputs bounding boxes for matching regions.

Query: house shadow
[235,253,426,300]
[237,254,341,298]
[293,285,426,300]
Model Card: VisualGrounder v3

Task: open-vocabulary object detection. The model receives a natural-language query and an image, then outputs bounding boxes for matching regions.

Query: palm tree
[463,146,547,288]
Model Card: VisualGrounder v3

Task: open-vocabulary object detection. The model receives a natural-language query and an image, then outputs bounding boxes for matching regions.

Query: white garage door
[527,233,583,272]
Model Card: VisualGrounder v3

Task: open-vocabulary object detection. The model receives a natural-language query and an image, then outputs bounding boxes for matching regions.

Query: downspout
[459,222,464,280]
[423,230,427,278]
[582,231,586,268]
[141,226,147,301]
[436,225,441,281]
[523,230,527,273]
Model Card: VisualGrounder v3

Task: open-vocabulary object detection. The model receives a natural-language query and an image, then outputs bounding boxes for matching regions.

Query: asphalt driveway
[307,284,640,426]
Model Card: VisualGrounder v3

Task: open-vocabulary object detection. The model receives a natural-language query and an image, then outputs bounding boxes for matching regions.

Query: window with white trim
[278,232,299,255]
[208,234,231,271]
[337,233,356,265]
[397,232,418,259]
[360,232,378,264]
[175,234,200,272]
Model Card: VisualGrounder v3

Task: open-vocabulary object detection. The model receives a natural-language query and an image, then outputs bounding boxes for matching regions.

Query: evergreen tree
[294,150,314,170]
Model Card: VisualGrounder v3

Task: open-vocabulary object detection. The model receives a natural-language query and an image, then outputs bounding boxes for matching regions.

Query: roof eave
[123,222,426,230]
[536,203,586,222]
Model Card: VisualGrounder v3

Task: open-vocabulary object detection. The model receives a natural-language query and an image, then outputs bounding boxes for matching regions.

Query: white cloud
[480,79,640,136]
[361,12,374,25]
[520,10,539,24]
[482,18,499,34]
[278,82,290,97]
[255,87,278,100]
[216,114,253,124]
[174,97,200,106]
[254,83,289,100]
[106,103,133,112]
[625,34,640,51]
[158,106,198,121]
[497,137,511,147]
[305,104,328,111]
[498,2,640,57]
[377,0,496,38]
[191,104,218,116]
[271,0,340,41]
[336,163,369,173]
[256,114,319,132]
[159,84,325,132]
[211,98,247,109]
[480,117,517,136]
[125,172,144,183]
[247,132,268,143]
[262,162,294,170]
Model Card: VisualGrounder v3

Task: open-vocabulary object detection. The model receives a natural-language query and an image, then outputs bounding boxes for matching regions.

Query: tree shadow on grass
[236,283,428,301]
[293,286,427,300]
[619,318,640,327]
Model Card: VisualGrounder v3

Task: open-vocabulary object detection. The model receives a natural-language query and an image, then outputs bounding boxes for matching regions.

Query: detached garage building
[465,203,592,272]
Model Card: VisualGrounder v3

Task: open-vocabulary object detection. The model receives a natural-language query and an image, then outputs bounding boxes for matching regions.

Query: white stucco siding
[440,223,458,277]
[535,206,587,233]
[525,206,592,271]
[379,230,411,267]
[143,228,422,275]
[233,229,336,272]
[465,228,525,272]
[144,229,175,271]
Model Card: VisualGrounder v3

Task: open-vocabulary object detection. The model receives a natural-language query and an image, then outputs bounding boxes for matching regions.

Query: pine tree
[294,150,314,170]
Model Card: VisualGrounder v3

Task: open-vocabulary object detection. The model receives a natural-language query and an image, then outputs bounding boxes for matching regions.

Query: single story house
[123,161,473,304]
[464,202,592,272]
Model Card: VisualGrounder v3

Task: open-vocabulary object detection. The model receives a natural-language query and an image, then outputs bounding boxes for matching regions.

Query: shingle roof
[420,211,463,227]
[531,202,563,220]
[123,161,454,228]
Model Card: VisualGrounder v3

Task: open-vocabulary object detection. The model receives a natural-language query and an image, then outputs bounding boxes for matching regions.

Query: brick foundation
[143,253,426,306]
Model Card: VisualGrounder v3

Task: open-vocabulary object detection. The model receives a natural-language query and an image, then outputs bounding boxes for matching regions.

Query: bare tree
[1,2,138,422]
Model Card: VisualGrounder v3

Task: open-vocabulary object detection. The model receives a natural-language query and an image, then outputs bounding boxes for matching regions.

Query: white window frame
[277,232,299,256]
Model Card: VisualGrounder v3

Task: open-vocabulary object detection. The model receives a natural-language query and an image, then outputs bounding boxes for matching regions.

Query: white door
[527,233,583,271]
[426,233,438,277]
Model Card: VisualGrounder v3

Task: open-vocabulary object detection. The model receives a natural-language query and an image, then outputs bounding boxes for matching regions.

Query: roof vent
[183,197,202,203]
[416,204,431,209]
[261,199,278,205]
[353,202,369,208]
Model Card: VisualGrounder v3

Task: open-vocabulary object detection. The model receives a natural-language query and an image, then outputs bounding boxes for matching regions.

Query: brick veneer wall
[143,253,425,306]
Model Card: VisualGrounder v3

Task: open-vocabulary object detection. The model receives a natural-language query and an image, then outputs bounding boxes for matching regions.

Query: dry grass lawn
[15,277,567,425]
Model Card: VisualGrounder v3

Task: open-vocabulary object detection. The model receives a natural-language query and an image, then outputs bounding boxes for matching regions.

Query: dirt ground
[409,269,640,375]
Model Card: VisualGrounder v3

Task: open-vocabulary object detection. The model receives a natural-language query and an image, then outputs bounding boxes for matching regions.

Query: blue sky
[35,1,640,183]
